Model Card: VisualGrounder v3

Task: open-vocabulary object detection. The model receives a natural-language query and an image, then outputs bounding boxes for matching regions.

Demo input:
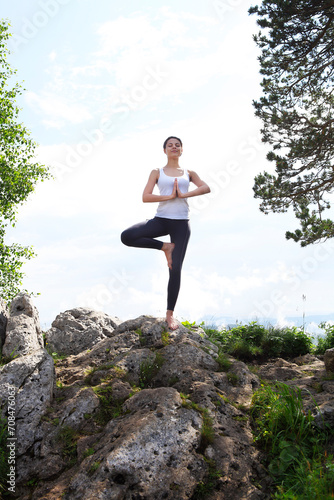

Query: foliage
[250,382,334,498]
[206,322,313,361]
[315,322,334,355]
[0,20,51,301]
[249,1,334,246]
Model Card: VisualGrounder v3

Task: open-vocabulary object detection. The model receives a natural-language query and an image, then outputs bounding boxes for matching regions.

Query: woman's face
[164,138,183,157]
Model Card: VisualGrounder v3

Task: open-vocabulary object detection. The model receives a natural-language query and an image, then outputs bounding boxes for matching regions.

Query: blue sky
[2,0,334,331]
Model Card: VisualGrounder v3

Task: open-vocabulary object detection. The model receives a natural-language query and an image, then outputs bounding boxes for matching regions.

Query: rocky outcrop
[2,293,44,358]
[0,294,55,484]
[45,307,122,356]
[1,297,334,499]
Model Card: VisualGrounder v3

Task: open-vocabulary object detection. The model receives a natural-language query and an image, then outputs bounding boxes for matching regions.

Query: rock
[65,387,206,499]
[257,358,302,381]
[45,307,121,356]
[17,314,267,500]
[2,293,44,358]
[0,349,55,456]
[324,348,334,373]
[314,399,334,429]
[0,297,8,351]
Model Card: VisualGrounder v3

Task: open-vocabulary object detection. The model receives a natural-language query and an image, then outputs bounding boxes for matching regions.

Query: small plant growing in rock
[84,363,115,385]
[0,346,18,366]
[56,426,79,467]
[198,409,215,453]
[161,329,170,346]
[192,457,222,499]
[139,352,164,388]
[216,351,232,372]
[226,372,239,387]
[93,384,129,425]
[89,460,101,475]
[180,395,215,454]
[136,328,147,346]
[83,447,95,458]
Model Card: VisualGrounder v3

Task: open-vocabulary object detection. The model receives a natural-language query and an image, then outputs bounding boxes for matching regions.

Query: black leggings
[121,217,191,311]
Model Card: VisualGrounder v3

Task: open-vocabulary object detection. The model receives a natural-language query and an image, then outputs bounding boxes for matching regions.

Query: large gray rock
[64,387,206,499]
[45,307,121,356]
[2,293,43,358]
[0,349,55,456]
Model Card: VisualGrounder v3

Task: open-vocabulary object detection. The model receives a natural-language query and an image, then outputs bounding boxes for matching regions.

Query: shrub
[205,322,313,362]
[315,322,334,355]
[262,326,313,359]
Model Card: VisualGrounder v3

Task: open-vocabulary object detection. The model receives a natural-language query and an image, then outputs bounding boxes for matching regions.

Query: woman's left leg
[165,219,191,328]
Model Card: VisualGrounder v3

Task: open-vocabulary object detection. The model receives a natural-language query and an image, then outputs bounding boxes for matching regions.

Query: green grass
[250,382,334,498]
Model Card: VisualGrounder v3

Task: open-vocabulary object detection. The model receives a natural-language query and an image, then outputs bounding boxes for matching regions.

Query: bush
[315,322,334,355]
[262,326,313,359]
[205,322,313,362]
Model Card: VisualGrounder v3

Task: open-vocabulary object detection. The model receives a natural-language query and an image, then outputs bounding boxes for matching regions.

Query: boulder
[64,387,206,499]
[0,349,55,456]
[2,293,43,358]
[45,307,121,356]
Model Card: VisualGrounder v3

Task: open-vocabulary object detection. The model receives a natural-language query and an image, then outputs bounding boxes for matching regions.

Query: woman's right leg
[121,217,167,250]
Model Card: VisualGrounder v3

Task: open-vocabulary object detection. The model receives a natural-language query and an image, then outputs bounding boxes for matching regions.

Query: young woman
[121,136,210,330]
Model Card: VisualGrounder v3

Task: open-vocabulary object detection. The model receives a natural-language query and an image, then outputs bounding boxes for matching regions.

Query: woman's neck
[165,158,180,169]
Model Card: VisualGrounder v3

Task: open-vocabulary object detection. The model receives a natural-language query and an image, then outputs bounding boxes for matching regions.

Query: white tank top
[156,168,190,220]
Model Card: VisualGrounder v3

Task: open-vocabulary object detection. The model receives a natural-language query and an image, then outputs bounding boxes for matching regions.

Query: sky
[2,0,334,333]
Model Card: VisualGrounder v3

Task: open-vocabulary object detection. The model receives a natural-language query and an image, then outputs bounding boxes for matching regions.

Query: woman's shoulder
[186,169,196,180]
[148,168,160,182]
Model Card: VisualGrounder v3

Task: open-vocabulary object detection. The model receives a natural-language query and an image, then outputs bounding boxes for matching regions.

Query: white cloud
[25,91,92,126]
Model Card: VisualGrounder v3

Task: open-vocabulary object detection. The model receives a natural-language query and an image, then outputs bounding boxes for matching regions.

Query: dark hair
[163,136,182,150]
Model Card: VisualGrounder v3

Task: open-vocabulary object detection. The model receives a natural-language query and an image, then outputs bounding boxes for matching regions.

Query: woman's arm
[177,170,210,199]
[142,169,177,203]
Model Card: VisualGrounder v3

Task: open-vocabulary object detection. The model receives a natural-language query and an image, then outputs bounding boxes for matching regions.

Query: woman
[121,136,210,330]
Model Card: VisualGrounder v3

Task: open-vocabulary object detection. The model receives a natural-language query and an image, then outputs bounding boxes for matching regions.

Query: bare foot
[166,310,178,330]
[162,242,175,270]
